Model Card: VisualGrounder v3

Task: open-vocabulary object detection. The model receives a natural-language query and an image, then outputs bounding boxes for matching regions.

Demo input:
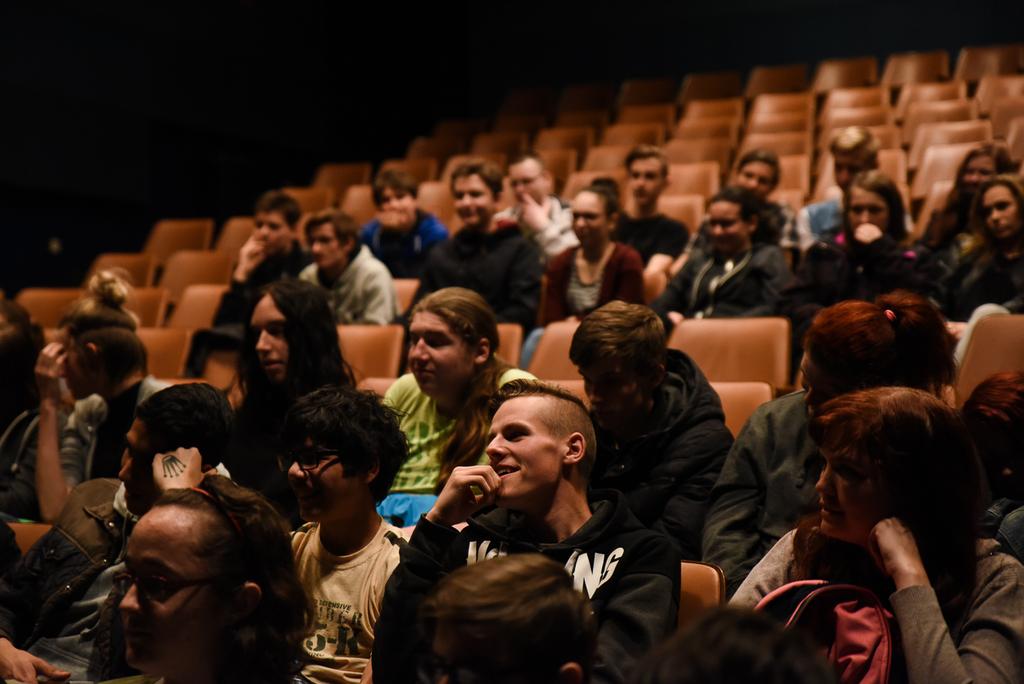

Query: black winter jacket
[372,491,680,684]
[213,242,311,327]
[943,251,1024,321]
[590,350,733,560]
[414,225,542,331]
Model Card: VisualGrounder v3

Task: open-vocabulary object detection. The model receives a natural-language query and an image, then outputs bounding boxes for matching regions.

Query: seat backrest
[618,77,678,107]
[553,109,610,133]
[340,184,378,226]
[775,154,811,197]
[678,561,726,629]
[378,158,438,185]
[126,287,170,327]
[991,95,1024,139]
[167,284,230,330]
[657,194,706,230]
[710,381,774,437]
[416,181,456,228]
[562,169,628,202]
[673,116,741,145]
[975,74,1024,117]
[469,131,529,158]
[902,99,977,146]
[678,71,743,105]
[337,324,405,381]
[811,56,878,93]
[143,218,214,266]
[894,80,967,122]
[881,50,951,87]
[8,522,51,554]
[601,122,666,147]
[393,279,419,315]
[14,288,83,328]
[664,138,734,171]
[551,379,589,406]
[667,317,791,389]
[527,320,582,381]
[819,86,888,124]
[1008,116,1024,164]
[158,251,233,303]
[137,327,193,378]
[215,216,255,256]
[908,120,993,170]
[534,126,595,160]
[357,376,398,397]
[737,131,810,158]
[954,44,1023,83]
[408,135,468,158]
[582,144,635,171]
[311,162,373,199]
[956,315,1024,405]
[746,111,810,135]
[496,322,524,367]
[282,186,335,213]
[536,149,579,195]
[744,64,808,98]
[85,253,155,288]
[684,97,744,120]
[911,179,955,243]
[911,142,977,199]
[618,104,677,130]
[817,106,893,148]
[665,162,721,198]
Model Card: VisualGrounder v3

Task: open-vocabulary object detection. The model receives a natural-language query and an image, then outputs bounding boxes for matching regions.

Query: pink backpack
[756,580,901,684]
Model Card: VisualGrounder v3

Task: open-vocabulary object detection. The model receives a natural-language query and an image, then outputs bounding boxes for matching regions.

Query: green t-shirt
[385,368,535,494]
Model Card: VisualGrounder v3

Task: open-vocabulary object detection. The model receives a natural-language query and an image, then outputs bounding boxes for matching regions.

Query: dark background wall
[0,0,1016,292]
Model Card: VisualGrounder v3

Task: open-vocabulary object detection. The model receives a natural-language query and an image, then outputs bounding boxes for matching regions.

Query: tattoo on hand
[161,455,186,478]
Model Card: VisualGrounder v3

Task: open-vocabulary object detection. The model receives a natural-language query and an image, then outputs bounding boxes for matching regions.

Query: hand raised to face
[426,465,501,527]
[152,447,205,493]
[867,517,930,590]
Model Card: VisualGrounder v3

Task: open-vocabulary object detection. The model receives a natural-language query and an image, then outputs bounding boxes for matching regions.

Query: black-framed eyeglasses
[114,569,221,603]
[276,446,341,473]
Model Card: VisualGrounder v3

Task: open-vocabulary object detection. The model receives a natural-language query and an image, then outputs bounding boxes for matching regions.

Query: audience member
[616,145,689,277]
[415,159,542,331]
[788,126,879,252]
[215,189,310,328]
[119,475,311,684]
[282,386,407,683]
[0,301,44,521]
[631,608,836,684]
[703,291,955,595]
[496,152,577,261]
[652,186,790,330]
[732,387,1024,683]
[569,302,732,559]
[541,181,644,325]
[299,209,398,325]
[942,175,1024,361]
[421,554,597,684]
[0,383,233,684]
[731,149,796,247]
[918,144,1016,275]
[373,380,680,684]
[360,169,449,279]
[963,371,1024,562]
[379,288,533,526]
[33,272,167,522]
[227,279,355,525]
[780,170,931,352]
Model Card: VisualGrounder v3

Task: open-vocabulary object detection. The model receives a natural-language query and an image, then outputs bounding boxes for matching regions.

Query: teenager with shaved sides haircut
[372,379,679,684]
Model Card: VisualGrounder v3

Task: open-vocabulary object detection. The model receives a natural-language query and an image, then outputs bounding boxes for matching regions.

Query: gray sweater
[299,245,398,325]
[733,531,1024,684]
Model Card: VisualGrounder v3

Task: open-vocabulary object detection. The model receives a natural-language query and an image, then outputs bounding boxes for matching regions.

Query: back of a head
[61,270,137,335]
[254,189,302,228]
[804,290,954,398]
[282,385,408,502]
[962,371,1024,501]
[842,170,906,241]
[136,383,234,469]
[829,126,879,167]
[421,553,597,682]
[153,474,310,684]
[570,301,666,379]
[630,608,836,684]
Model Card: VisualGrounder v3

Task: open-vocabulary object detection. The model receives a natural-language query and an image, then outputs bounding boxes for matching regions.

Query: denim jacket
[981,498,1024,563]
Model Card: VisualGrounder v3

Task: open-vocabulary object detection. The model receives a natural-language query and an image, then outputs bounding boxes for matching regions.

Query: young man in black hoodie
[569,301,733,560]
[372,379,679,684]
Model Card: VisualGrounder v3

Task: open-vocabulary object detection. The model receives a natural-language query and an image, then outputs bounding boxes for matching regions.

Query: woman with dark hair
[540,181,644,326]
[703,290,956,596]
[942,175,1024,360]
[227,279,354,524]
[919,143,1015,272]
[119,474,312,684]
[379,287,533,527]
[0,301,44,520]
[33,272,166,521]
[963,371,1024,562]
[732,387,1024,682]
[651,186,790,331]
[779,170,933,347]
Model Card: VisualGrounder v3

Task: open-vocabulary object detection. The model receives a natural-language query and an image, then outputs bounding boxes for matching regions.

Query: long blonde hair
[411,288,511,490]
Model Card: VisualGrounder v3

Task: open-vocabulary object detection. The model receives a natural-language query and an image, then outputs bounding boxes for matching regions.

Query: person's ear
[362,460,381,485]
[231,581,262,622]
[563,432,586,468]
[472,337,491,366]
[557,662,585,684]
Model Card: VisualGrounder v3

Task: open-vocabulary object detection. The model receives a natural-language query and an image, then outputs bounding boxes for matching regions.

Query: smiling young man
[415,159,543,331]
[283,386,406,684]
[495,152,577,262]
[568,302,732,561]
[372,379,680,684]
[299,209,398,325]
[0,383,233,684]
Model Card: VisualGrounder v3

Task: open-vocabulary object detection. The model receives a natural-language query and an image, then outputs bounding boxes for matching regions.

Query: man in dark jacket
[0,384,233,684]
[372,380,679,684]
[568,301,733,560]
[414,159,542,331]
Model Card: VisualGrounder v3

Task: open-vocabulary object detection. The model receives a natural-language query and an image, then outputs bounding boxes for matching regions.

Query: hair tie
[191,487,243,537]
[884,309,897,324]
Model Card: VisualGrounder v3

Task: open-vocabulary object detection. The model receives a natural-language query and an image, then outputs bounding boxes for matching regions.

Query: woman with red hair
[732,387,1024,683]
[702,290,955,596]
